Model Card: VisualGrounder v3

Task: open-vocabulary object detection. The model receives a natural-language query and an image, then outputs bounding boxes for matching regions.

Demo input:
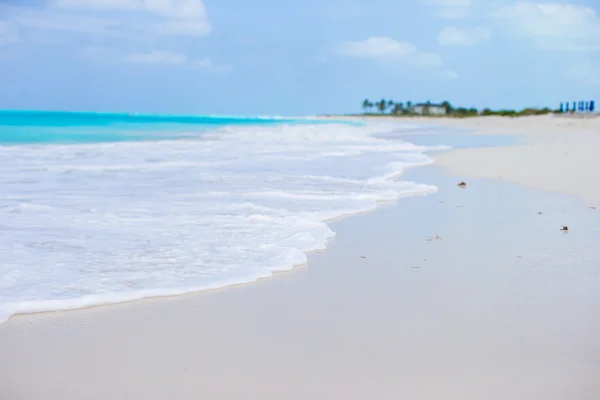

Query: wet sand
[2,163,600,399]
[427,114,600,206]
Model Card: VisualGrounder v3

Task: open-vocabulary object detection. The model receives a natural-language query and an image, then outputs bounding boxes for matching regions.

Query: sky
[0,0,599,115]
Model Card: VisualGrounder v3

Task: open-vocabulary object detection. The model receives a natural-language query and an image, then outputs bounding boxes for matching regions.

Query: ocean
[0,111,443,322]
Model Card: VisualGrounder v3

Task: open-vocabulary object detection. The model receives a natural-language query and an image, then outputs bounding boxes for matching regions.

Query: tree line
[361,99,555,117]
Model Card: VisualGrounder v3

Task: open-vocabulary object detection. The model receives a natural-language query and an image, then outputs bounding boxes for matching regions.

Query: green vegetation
[360,99,556,118]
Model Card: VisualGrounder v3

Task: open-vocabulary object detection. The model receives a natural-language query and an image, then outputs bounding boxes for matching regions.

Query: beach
[1,115,600,400]
[429,115,600,207]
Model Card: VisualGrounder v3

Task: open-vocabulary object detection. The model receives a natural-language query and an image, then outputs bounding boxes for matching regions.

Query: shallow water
[0,113,445,322]
[375,123,521,149]
[0,111,350,145]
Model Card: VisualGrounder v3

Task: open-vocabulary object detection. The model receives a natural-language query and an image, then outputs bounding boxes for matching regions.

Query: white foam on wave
[0,121,441,323]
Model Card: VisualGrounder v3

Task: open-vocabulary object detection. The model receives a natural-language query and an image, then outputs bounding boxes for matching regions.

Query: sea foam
[0,121,440,322]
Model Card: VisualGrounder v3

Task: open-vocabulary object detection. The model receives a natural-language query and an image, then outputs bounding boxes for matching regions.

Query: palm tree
[362,99,370,114]
[387,100,394,111]
[392,102,404,115]
[406,101,412,114]
[441,100,453,114]
[377,99,387,114]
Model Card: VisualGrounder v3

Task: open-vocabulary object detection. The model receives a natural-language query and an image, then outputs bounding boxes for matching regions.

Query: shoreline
[427,115,600,207]
[2,163,599,399]
[0,161,437,325]
[2,117,600,399]
[0,187,437,325]
[328,114,600,206]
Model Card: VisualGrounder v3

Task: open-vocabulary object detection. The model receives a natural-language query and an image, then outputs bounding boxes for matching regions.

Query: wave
[0,120,444,323]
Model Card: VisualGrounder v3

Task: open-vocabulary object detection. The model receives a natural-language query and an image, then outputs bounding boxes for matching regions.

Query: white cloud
[10,9,128,38]
[124,50,232,72]
[428,0,471,19]
[0,20,19,46]
[564,58,600,85]
[1,0,211,39]
[337,37,444,67]
[336,36,455,77]
[438,26,491,46]
[337,37,417,58]
[493,2,600,51]
[0,1,223,70]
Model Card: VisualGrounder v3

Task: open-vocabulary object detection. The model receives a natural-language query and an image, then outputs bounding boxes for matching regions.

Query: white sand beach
[1,115,600,400]
[429,115,600,206]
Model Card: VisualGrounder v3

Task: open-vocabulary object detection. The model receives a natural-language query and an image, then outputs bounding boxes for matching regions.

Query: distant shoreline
[320,113,600,120]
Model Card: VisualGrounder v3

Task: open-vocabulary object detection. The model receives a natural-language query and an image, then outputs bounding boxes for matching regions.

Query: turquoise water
[0,115,435,323]
[0,111,343,145]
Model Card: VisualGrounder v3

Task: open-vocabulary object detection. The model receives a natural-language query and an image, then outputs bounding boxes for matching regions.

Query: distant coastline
[320,113,600,120]
[342,99,598,118]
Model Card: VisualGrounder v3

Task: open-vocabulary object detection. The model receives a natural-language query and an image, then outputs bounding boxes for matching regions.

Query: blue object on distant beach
[573,102,577,112]
[565,103,569,112]
[591,101,595,112]
[560,103,564,112]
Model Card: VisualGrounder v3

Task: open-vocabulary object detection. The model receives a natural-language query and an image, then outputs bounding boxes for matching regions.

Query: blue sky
[0,0,599,115]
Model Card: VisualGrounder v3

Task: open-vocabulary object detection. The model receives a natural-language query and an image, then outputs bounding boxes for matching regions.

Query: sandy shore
[327,114,600,207]
[2,117,600,399]
[423,114,600,207]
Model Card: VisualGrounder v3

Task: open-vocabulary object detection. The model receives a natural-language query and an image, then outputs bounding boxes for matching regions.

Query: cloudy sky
[0,0,598,115]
